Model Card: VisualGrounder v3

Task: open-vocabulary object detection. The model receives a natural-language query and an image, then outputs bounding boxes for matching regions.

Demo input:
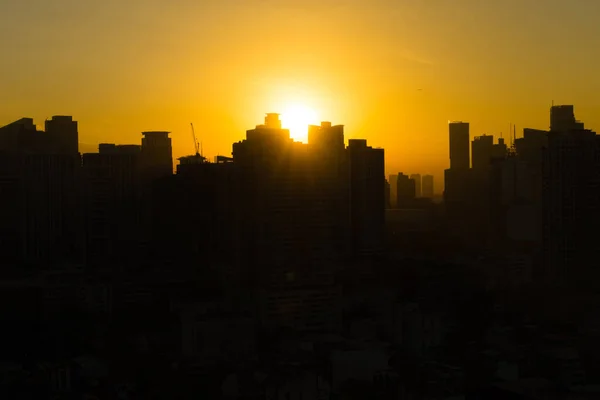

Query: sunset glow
[281,105,318,143]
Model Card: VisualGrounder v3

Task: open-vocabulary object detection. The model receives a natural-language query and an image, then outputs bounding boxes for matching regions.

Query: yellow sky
[2,0,600,193]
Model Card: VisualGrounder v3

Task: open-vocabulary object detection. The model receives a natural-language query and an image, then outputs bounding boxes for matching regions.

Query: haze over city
[3,0,600,189]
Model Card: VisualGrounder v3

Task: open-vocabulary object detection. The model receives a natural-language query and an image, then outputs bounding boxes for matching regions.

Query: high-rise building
[140,131,173,179]
[151,159,235,273]
[410,174,422,197]
[396,173,416,208]
[232,114,345,332]
[308,121,350,258]
[471,135,494,170]
[0,116,79,155]
[493,137,508,160]
[445,121,473,238]
[543,125,600,288]
[45,116,79,155]
[449,122,470,170]
[82,145,142,269]
[550,105,584,132]
[422,175,434,198]
[347,139,385,257]
[308,121,344,150]
[0,118,83,267]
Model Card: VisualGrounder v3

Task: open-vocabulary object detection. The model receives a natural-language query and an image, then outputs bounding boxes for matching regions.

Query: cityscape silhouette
[2,1,600,399]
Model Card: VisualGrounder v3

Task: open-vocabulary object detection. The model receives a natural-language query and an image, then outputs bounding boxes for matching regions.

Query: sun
[280,104,318,143]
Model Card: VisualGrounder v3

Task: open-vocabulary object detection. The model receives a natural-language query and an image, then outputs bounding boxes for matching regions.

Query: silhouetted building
[308,121,344,150]
[388,174,398,207]
[347,138,385,257]
[140,131,173,180]
[0,116,79,155]
[472,135,494,170]
[515,129,548,166]
[396,173,416,208]
[99,143,141,155]
[445,121,476,239]
[493,137,508,159]
[422,174,434,198]
[232,114,345,332]
[45,116,79,155]
[308,121,351,259]
[384,180,391,209]
[0,118,83,267]
[152,160,235,271]
[410,174,421,197]
[449,121,470,170]
[542,121,600,288]
[550,105,583,132]
[82,146,142,268]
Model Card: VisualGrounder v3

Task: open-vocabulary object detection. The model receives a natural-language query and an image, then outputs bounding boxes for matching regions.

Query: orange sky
[2,0,600,193]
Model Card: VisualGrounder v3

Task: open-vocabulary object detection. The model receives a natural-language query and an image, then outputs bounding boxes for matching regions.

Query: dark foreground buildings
[443,105,600,291]
[0,113,385,330]
[4,107,600,399]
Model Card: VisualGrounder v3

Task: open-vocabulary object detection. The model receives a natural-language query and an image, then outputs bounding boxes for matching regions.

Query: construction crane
[190,123,200,156]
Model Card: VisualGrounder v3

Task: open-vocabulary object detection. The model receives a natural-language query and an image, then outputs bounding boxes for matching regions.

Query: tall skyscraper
[445,121,473,239]
[347,139,385,257]
[422,175,434,198]
[410,174,421,197]
[449,122,470,170]
[232,114,344,332]
[307,121,350,259]
[543,108,600,288]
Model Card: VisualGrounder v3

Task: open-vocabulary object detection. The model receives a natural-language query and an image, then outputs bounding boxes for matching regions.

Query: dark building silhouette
[232,114,348,332]
[410,173,421,197]
[140,131,173,180]
[449,121,470,170]
[45,116,79,155]
[0,117,83,268]
[542,107,600,288]
[550,104,584,132]
[151,157,235,273]
[347,138,385,257]
[422,174,434,198]
[82,144,142,269]
[3,103,600,400]
[445,122,472,223]
[388,174,398,206]
[472,134,494,171]
[396,173,416,208]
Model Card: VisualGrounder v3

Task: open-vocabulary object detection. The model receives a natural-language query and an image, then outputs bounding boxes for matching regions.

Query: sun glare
[281,104,318,143]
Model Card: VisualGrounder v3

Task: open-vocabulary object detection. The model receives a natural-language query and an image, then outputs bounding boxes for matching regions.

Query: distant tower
[410,174,422,197]
[396,173,416,208]
[449,122,470,170]
[422,175,434,198]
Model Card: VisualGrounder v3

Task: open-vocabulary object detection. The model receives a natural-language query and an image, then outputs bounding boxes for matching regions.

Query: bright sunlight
[281,104,319,142]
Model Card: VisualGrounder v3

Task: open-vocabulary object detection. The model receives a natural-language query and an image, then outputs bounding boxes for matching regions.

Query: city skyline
[3,1,600,187]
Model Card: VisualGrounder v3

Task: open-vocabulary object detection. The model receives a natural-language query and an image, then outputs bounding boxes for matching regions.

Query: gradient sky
[2,0,600,192]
